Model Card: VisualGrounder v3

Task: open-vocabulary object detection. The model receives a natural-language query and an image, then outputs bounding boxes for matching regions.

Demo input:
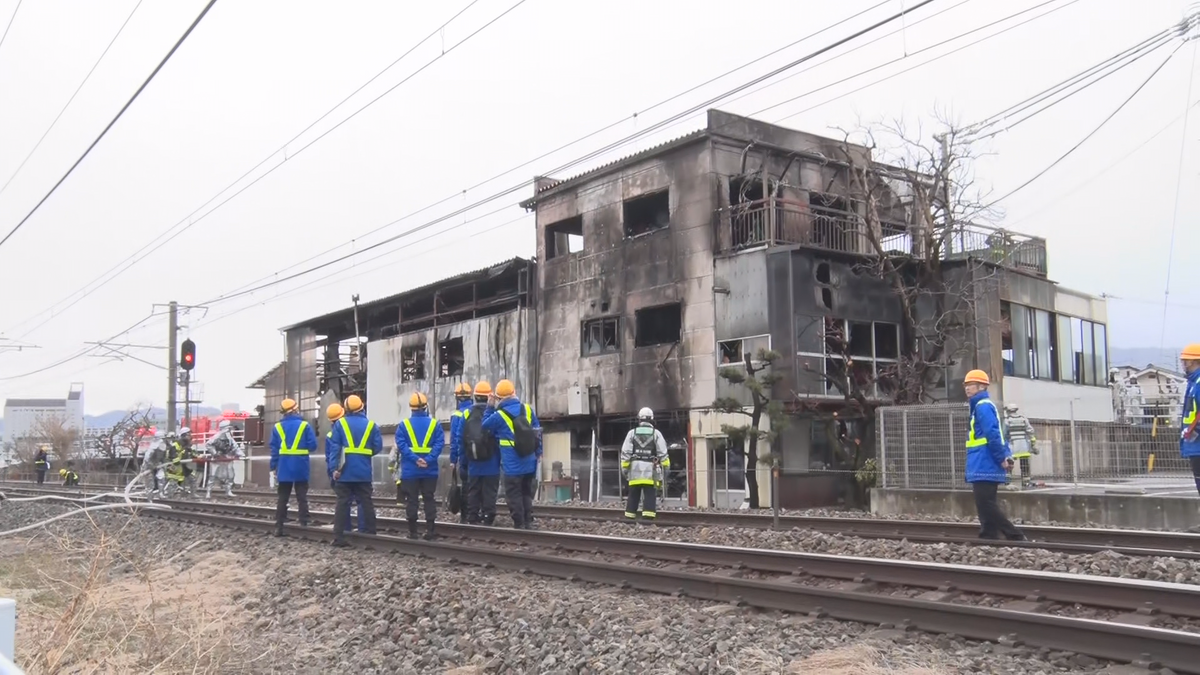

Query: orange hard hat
[326,403,344,421]
[473,381,492,396]
[344,395,364,412]
[495,379,515,398]
[1181,344,1200,361]
[454,382,472,397]
[280,398,299,414]
[409,392,428,409]
[963,369,990,386]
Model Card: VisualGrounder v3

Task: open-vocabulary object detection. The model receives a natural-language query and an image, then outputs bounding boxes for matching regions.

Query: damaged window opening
[545,215,584,260]
[438,337,464,378]
[820,287,833,310]
[718,336,770,366]
[623,190,670,237]
[812,319,899,398]
[815,262,832,285]
[848,322,873,358]
[635,303,682,347]
[401,344,426,382]
[581,317,620,356]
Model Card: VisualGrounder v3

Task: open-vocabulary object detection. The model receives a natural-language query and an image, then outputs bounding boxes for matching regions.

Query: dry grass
[726,641,955,675]
[0,512,272,674]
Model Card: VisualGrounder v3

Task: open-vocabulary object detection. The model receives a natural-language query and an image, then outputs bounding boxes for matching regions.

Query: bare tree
[93,406,155,473]
[712,349,788,509]
[34,414,81,465]
[795,120,999,506]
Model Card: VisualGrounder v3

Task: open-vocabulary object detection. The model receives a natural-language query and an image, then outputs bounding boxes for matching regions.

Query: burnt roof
[247,361,285,389]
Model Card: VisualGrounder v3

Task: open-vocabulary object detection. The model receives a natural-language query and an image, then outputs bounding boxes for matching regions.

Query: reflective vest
[275,421,310,455]
[966,399,1003,450]
[495,405,533,449]
[1185,397,1197,428]
[402,418,438,454]
[339,417,375,455]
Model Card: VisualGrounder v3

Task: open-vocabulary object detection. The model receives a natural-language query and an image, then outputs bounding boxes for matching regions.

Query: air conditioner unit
[567,384,588,416]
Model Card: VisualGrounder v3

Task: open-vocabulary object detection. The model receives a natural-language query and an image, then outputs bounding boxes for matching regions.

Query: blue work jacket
[482,397,542,476]
[1182,370,1200,458]
[327,411,382,483]
[452,403,502,477]
[964,391,1010,483]
[395,410,443,480]
[448,398,472,470]
[270,414,317,483]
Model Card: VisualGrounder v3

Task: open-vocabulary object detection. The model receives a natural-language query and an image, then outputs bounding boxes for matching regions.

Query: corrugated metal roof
[4,398,66,408]
[519,129,708,208]
[278,256,534,333]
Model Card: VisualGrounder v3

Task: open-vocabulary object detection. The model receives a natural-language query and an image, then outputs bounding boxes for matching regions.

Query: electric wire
[985,42,1183,208]
[0,0,146,201]
[0,0,20,58]
[1158,38,1198,354]
[0,0,511,340]
[0,311,163,381]
[0,0,219,251]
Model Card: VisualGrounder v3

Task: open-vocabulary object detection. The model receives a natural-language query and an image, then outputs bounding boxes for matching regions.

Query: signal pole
[166,301,178,433]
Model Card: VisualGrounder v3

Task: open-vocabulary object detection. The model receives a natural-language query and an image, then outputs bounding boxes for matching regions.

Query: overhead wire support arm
[0,0,220,251]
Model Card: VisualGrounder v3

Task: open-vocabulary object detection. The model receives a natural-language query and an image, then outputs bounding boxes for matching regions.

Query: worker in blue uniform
[33,446,48,484]
[1179,344,1200,499]
[453,381,502,524]
[324,403,366,534]
[394,392,443,540]
[270,398,317,536]
[328,394,380,547]
[448,382,473,523]
[963,370,1025,541]
[482,379,542,530]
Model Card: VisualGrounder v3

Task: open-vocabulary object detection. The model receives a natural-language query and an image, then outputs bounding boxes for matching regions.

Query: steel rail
[143,506,1200,673]
[159,499,1200,621]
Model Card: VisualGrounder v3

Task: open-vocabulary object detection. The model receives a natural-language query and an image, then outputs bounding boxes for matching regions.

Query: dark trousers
[625,483,657,519]
[35,468,45,484]
[334,482,368,532]
[467,474,500,524]
[275,481,311,531]
[404,477,437,527]
[396,480,405,504]
[1190,456,1200,495]
[972,481,1024,540]
[333,481,376,543]
[503,473,536,529]
[456,465,470,523]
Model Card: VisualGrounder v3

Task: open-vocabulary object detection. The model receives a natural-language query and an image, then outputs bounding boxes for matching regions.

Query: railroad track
[6,481,1200,559]
[135,499,1200,672]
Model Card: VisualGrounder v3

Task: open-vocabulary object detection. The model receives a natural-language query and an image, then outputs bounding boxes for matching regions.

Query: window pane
[1094,324,1108,384]
[1080,321,1096,385]
[1071,317,1084,384]
[1010,306,1031,378]
[1056,315,1074,382]
[1034,310,1053,380]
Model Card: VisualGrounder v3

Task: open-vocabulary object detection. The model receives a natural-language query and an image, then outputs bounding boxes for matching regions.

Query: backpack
[462,408,494,462]
[500,404,539,458]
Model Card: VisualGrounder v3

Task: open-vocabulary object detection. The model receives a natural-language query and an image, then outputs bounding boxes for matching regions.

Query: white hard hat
[178,427,191,436]
[218,420,232,430]
[637,407,654,421]
[153,430,165,439]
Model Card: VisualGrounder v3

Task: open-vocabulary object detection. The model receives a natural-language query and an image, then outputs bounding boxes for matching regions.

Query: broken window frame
[718,335,771,367]
[400,344,426,382]
[634,302,683,347]
[545,215,584,260]
[622,189,671,238]
[581,317,621,357]
[795,318,900,398]
[438,337,465,378]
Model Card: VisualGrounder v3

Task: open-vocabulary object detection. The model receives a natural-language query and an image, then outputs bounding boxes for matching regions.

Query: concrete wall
[871,487,1200,531]
[365,309,535,426]
[535,140,718,417]
[1001,377,1115,422]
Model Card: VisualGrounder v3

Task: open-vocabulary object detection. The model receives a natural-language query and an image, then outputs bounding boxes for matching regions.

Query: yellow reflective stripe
[275,421,310,455]
[966,400,999,448]
[339,417,375,455]
[499,439,515,446]
[620,461,631,468]
[1185,399,1197,425]
[496,405,532,433]
[629,479,656,485]
[403,418,438,454]
[452,410,464,418]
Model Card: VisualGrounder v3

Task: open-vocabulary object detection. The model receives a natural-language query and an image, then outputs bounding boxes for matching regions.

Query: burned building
[265,257,536,489]
[522,110,1108,508]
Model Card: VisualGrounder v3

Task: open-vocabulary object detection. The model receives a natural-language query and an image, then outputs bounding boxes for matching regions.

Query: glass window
[1033,309,1054,381]
[1094,324,1108,384]
[1056,314,1074,383]
[1080,320,1096,385]
[1010,307,1031,378]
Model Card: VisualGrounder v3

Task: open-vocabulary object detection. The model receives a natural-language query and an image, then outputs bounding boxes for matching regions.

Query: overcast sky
[0,0,1196,414]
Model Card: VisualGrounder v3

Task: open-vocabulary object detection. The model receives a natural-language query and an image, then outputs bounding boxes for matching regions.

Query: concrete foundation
[870,488,1200,531]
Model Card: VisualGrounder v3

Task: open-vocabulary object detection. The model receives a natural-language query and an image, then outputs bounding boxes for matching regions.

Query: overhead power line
[0,0,219,251]
[0,0,20,59]
[0,0,146,202]
[1159,35,1199,352]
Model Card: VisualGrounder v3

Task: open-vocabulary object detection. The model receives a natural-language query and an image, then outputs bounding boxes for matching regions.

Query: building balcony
[715,198,1048,277]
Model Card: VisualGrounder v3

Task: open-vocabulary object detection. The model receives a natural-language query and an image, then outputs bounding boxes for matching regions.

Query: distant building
[3,383,85,451]
[1110,364,1186,425]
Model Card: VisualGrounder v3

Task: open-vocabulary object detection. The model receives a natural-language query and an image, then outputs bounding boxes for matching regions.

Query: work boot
[407,519,419,540]
[331,540,350,548]
[424,522,437,541]
[274,527,285,537]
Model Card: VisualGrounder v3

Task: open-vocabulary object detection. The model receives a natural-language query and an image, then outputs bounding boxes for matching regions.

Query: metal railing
[715,198,1048,277]
[878,403,1193,489]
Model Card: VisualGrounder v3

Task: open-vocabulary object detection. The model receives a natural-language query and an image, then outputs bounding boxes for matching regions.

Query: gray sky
[0,0,1196,414]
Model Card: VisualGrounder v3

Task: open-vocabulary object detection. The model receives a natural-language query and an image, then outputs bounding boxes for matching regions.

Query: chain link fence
[878,403,1193,489]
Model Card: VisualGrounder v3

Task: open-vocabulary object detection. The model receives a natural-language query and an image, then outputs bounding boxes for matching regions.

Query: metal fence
[878,403,1194,489]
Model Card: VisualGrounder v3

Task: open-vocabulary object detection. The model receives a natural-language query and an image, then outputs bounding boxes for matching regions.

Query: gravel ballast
[0,500,1134,673]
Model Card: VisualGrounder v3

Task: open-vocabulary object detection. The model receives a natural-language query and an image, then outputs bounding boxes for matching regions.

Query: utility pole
[166,301,178,434]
